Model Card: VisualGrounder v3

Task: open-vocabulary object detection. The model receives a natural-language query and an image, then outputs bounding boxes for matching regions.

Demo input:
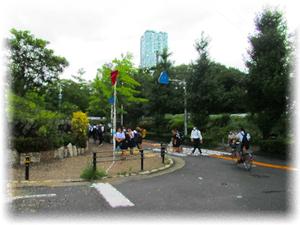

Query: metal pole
[110,104,113,143]
[161,143,166,164]
[25,156,30,180]
[113,82,117,151]
[121,104,124,127]
[140,149,144,171]
[183,80,188,137]
[93,152,97,172]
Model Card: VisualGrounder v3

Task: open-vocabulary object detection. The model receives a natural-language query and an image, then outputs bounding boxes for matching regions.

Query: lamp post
[158,72,188,137]
[169,79,188,136]
[58,83,62,112]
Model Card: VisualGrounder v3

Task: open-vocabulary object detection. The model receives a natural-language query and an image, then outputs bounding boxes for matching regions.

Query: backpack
[242,132,250,149]
[134,132,143,143]
[176,132,183,145]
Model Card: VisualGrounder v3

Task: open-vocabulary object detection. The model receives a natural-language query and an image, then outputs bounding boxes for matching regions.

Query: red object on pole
[111,70,119,85]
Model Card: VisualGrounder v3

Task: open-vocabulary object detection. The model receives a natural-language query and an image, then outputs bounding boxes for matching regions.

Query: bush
[13,137,52,153]
[71,111,89,148]
[259,139,289,156]
[61,132,75,146]
[208,114,230,127]
[80,165,107,180]
[145,131,171,143]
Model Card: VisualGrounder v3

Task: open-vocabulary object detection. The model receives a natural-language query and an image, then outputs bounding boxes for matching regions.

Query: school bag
[242,132,250,149]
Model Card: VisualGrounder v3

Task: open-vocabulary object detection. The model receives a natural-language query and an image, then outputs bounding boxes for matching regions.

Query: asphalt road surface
[8,154,294,219]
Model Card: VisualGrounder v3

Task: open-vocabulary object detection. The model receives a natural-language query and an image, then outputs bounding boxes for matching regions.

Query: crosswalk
[151,147,231,157]
[91,183,134,208]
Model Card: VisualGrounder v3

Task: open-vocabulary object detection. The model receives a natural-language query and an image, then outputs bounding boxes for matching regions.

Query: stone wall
[12,142,89,165]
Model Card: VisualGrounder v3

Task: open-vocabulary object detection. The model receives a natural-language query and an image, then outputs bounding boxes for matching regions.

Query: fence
[92,144,167,172]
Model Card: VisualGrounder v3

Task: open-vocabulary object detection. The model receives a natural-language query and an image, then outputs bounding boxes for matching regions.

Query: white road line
[11,193,57,201]
[92,183,134,208]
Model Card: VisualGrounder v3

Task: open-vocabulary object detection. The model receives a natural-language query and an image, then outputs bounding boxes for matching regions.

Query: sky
[1,0,299,81]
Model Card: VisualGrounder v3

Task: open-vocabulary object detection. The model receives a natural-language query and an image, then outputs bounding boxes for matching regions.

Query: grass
[80,165,107,180]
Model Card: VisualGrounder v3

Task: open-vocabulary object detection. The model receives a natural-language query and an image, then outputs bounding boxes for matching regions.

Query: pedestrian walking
[97,124,104,146]
[134,127,143,150]
[190,127,203,155]
[92,125,98,144]
[172,128,182,153]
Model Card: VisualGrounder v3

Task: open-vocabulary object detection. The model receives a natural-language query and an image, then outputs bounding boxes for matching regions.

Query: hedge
[12,136,60,153]
[258,139,289,156]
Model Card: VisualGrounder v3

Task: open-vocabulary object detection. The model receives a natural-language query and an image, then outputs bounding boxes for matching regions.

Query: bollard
[139,149,144,171]
[161,143,166,164]
[93,152,97,172]
[25,156,30,180]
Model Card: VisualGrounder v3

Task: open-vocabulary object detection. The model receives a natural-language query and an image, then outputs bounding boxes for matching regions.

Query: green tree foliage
[8,92,64,152]
[148,48,175,131]
[90,54,147,120]
[246,9,291,139]
[187,33,248,130]
[188,32,212,128]
[7,29,69,96]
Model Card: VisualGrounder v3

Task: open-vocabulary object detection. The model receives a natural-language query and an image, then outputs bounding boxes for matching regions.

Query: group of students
[114,127,146,156]
[88,124,105,145]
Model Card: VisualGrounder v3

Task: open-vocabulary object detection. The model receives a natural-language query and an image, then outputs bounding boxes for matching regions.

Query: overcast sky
[1,0,299,81]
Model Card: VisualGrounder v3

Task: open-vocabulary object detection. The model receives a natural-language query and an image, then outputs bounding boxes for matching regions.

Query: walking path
[9,142,166,184]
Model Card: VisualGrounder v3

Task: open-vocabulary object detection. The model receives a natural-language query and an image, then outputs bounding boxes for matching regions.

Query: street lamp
[158,72,188,137]
[58,83,62,112]
[169,79,188,137]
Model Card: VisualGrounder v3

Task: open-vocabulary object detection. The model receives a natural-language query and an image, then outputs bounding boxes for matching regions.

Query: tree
[90,54,148,123]
[7,29,68,96]
[187,32,211,128]
[246,9,292,139]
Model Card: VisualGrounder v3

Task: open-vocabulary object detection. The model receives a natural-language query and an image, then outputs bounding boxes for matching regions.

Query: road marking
[92,183,134,208]
[11,193,57,201]
[209,155,298,171]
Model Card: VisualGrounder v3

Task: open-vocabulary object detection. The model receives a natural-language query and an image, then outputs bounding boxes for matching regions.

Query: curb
[101,157,174,179]
[8,157,175,188]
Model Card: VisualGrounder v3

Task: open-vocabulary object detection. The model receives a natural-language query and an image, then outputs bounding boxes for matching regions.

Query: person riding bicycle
[228,131,237,150]
[236,128,251,164]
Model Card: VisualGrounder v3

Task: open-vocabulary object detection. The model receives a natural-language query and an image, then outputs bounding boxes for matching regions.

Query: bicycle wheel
[243,154,253,171]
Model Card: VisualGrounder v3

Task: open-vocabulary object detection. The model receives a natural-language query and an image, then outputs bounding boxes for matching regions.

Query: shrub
[13,137,51,153]
[71,111,89,148]
[259,139,289,156]
[61,132,75,146]
[80,165,107,180]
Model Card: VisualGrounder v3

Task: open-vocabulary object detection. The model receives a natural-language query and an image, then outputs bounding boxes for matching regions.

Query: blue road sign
[108,96,115,104]
[158,71,169,85]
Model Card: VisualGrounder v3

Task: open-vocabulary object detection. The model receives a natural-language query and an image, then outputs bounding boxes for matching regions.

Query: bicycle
[230,142,254,171]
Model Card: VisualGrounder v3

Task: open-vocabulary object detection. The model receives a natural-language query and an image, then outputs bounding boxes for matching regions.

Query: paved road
[8,153,294,218]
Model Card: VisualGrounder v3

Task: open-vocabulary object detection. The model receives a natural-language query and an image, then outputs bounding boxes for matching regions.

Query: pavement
[7,151,294,217]
[6,140,297,219]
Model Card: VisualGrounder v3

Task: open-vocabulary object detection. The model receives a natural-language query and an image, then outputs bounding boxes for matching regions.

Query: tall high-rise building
[140,30,168,68]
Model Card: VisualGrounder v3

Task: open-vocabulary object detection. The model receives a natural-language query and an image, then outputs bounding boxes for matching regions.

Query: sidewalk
[9,142,167,183]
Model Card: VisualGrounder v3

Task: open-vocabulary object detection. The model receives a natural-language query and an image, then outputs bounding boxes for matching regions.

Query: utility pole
[183,80,188,136]
[169,79,188,136]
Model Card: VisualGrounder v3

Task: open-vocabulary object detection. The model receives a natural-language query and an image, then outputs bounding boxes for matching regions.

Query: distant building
[140,30,168,68]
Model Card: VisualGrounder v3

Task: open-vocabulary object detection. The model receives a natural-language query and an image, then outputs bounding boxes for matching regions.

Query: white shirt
[236,131,251,142]
[114,132,125,139]
[191,129,202,140]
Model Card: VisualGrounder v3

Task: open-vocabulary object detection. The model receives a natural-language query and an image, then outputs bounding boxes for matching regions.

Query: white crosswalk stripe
[152,147,231,157]
[92,183,134,208]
